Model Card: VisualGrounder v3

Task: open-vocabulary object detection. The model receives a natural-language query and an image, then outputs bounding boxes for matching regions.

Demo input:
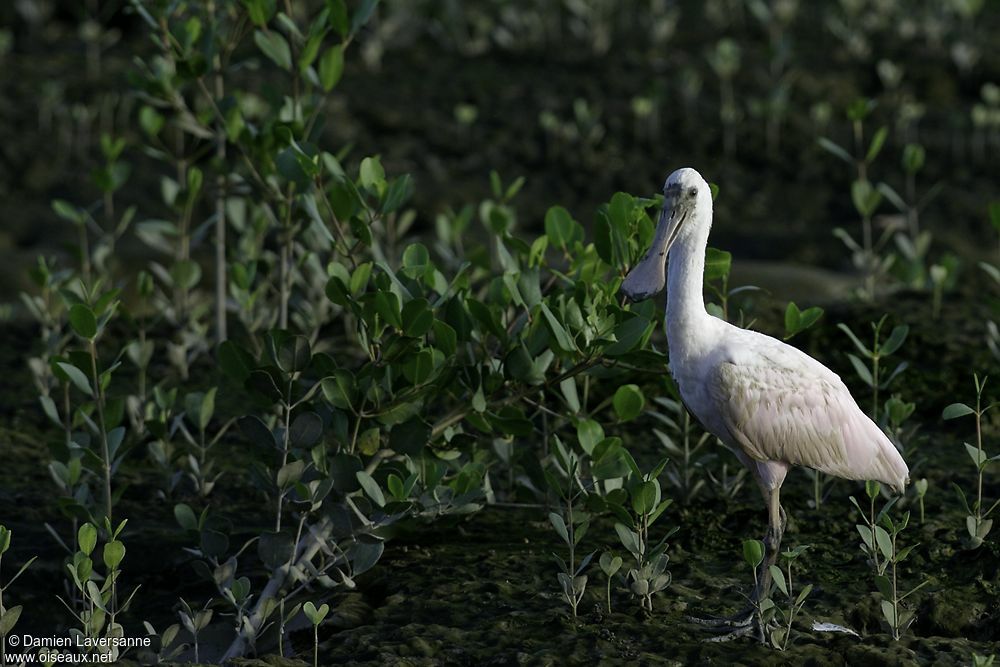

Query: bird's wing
[709,345,908,490]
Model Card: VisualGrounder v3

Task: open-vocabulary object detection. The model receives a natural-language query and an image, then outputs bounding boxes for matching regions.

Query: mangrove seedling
[839,315,909,422]
[609,455,675,612]
[914,479,928,524]
[303,601,330,667]
[741,539,773,637]
[599,551,623,614]
[768,545,813,650]
[178,598,213,664]
[783,302,824,341]
[943,374,999,548]
[0,526,36,666]
[873,511,928,640]
[547,455,593,618]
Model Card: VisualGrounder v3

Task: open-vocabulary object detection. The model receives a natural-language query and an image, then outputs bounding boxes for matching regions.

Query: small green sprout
[783,302,824,341]
[599,552,623,615]
[914,479,929,524]
[303,601,330,667]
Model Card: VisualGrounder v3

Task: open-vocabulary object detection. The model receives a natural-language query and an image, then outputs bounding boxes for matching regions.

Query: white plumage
[620,167,908,637]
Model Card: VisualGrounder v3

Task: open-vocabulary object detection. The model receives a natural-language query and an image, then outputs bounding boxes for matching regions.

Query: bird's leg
[690,486,786,642]
[742,487,785,641]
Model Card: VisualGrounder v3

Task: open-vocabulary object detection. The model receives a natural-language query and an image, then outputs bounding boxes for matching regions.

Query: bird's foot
[686,608,766,643]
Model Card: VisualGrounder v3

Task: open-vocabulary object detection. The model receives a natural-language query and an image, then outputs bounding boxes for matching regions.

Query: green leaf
[604,315,652,356]
[299,30,326,72]
[139,106,165,136]
[880,600,897,628]
[402,349,434,385]
[359,156,386,192]
[769,565,787,596]
[354,425,378,455]
[989,201,1000,232]
[631,480,658,515]
[847,353,875,387]
[401,243,431,279]
[52,199,84,224]
[318,45,344,91]
[171,260,202,290]
[242,0,277,26]
[57,362,93,397]
[874,525,893,560]
[321,370,356,410]
[548,512,570,546]
[200,529,229,559]
[103,540,125,570]
[874,574,893,599]
[544,206,581,249]
[350,0,380,33]
[599,552,622,576]
[964,442,987,469]
[277,460,306,488]
[258,531,295,570]
[540,303,576,353]
[865,126,888,163]
[576,419,604,455]
[613,384,645,422]
[817,137,853,164]
[374,291,402,329]
[290,411,324,448]
[254,29,292,70]
[703,247,732,281]
[880,325,908,356]
[614,523,641,557]
[742,539,764,569]
[69,303,98,340]
[851,179,882,218]
[902,143,926,174]
[277,335,312,373]
[942,403,975,420]
[174,504,199,532]
[784,302,823,339]
[77,523,98,556]
[326,0,349,35]
[0,605,22,636]
[303,601,330,625]
[356,471,385,506]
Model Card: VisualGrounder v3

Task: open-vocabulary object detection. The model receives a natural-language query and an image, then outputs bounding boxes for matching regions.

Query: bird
[620,167,909,640]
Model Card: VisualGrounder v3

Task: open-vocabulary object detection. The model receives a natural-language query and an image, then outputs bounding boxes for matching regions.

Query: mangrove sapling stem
[890,531,900,640]
[219,515,334,661]
[276,378,294,531]
[79,224,92,285]
[869,491,880,572]
[567,483,577,617]
[974,383,985,532]
[279,195,293,330]
[88,339,113,522]
[211,0,228,343]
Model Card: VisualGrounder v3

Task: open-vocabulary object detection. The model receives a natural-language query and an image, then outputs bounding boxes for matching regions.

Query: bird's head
[620,167,712,303]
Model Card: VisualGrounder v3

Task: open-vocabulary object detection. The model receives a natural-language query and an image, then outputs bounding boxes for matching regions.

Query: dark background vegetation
[1,0,997,304]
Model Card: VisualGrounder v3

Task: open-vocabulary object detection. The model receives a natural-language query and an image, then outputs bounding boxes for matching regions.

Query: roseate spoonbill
[620,167,909,640]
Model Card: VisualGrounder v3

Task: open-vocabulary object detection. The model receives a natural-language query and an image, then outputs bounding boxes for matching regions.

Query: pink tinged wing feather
[710,356,909,492]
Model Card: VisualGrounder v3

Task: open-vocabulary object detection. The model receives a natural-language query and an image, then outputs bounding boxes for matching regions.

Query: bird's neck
[665,225,713,359]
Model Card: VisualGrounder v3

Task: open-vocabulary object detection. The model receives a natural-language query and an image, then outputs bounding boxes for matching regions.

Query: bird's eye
[689,187,698,198]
